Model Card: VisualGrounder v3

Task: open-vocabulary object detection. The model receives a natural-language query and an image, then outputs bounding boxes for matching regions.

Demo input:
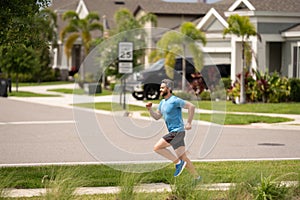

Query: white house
[197,0,300,82]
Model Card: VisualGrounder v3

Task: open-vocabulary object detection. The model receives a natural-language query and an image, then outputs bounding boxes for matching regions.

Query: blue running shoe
[174,160,186,177]
[194,176,202,185]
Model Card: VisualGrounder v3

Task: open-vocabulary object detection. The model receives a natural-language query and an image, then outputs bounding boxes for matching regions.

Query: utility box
[0,78,8,97]
[84,83,102,95]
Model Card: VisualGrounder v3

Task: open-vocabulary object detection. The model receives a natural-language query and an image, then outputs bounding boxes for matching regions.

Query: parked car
[127,57,230,100]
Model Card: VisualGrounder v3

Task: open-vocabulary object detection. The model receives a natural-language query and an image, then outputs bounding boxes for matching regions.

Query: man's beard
[161,91,168,97]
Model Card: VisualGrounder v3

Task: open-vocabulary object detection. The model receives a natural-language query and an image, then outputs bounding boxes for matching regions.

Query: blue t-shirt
[158,95,186,132]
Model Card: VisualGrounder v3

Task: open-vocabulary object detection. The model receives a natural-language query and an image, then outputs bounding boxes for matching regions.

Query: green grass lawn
[9,91,60,97]
[195,101,300,114]
[12,81,73,87]
[147,100,300,115]
[47,88,113,96]
[0,160,298,189]
[74,102,293,125]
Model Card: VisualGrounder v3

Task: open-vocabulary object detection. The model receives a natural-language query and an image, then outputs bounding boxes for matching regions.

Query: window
[292,44,300,78]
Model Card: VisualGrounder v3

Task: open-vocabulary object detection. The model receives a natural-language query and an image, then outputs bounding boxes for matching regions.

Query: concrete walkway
[3,182,231,198]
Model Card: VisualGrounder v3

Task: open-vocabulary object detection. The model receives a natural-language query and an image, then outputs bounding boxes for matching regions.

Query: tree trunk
[16,73,19,93]
[240,41,246,104]
[182,44,186,92]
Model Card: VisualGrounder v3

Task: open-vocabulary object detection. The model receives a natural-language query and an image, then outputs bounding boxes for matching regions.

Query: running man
[146,79,200,179]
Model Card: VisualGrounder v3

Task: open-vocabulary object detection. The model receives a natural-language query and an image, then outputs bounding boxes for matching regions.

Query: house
[197,0,300,82]
[49,0,210,80]
[49,0,300,82]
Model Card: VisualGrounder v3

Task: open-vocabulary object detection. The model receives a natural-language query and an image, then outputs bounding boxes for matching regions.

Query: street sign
[118,42,133,61]
[118,62,133,74]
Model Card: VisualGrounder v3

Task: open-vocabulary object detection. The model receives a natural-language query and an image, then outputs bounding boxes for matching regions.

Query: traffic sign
[118,42,133,61]
[118,62,133,74]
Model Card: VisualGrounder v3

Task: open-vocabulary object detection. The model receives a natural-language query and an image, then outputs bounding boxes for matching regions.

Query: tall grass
[42,167,87,200]
[0,173,16,199]
[168,173,212,200]
[227,182,253,200]
[116,171,142,200]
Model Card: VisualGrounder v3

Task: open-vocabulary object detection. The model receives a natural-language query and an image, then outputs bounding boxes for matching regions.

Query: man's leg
[153,138,179,164]
[175,146,199,178]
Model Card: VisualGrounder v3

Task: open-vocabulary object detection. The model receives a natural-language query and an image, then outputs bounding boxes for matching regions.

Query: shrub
[199,90,211,100]
[221,77,232,90]
[174,91,198,101]
[289,78,300,102]
[228,69,291,103]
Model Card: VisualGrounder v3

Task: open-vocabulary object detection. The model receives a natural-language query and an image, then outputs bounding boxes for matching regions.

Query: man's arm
[184,101,195,130]
[146,102,162,120]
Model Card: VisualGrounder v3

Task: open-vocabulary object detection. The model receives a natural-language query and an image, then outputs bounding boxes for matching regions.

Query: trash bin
[0,78,8,97]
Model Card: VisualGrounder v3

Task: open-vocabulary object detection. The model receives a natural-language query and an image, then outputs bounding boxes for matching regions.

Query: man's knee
[153,145,161,152]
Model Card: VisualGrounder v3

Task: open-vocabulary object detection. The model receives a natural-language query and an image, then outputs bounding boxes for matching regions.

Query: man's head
[160,79,173,97]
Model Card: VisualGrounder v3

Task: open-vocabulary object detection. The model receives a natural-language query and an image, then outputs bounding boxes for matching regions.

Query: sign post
[118,42,133,110]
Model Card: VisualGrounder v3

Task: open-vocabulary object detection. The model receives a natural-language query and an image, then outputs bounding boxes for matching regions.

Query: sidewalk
[3,182,231,198]
[10,83,300,130]
[4,181,298,198]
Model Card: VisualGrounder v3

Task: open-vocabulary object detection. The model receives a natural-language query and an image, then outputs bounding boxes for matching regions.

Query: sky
[163,0,221,3]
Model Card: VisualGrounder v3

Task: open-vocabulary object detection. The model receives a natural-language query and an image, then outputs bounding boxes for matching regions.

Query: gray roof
[50,0,213,28]
[49,0,300,39]
[251,0,300,12]
[283,24,300,32]
[226,0,300,13]
[49,0,79,12]
[134,0,211,15]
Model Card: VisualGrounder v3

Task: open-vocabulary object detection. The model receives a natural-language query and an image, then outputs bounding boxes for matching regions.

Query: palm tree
[151,22,206,91]
[60,11,103,80]
[223,14,257,104]
[113,8,157,33]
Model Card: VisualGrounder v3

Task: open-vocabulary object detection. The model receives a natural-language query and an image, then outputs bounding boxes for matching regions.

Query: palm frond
[89,23,103,32]
[64,33,79,58]
[188,43,203,72]
[139,13,158,27]
[114,8,133,25]
[62,11,79,21]
[86,12,100,22]
[60,25,78,40]
[157,31,183,50]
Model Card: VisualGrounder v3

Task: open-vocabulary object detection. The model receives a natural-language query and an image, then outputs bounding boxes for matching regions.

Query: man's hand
[146,102,162,120]
[146,102,152,110]
[185,122,192,130]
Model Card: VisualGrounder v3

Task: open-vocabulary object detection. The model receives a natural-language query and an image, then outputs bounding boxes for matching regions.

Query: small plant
[253,174,289,200]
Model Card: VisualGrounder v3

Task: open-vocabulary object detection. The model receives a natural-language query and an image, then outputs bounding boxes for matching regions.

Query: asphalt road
[0,98,299,166]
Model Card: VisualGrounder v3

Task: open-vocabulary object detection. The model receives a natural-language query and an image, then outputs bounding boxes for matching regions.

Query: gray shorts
[163,131,185,150]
